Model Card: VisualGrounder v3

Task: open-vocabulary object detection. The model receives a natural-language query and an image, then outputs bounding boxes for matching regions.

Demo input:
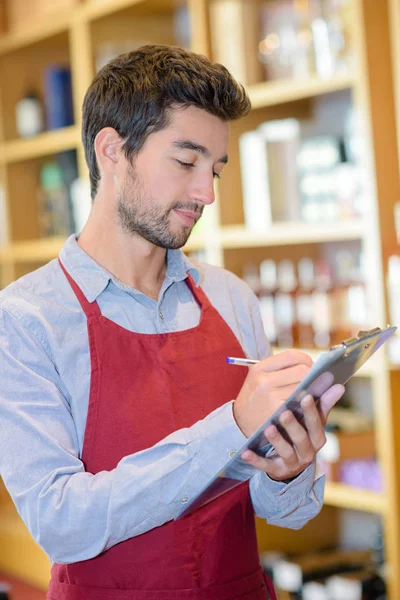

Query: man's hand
[232,351,345,481]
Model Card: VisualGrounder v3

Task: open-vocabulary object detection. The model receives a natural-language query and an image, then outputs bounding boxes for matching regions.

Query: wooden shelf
[219,220,365,249]
[0,221,363,264]
[0,232,204,265]
[81,0,179,21]
[0,126,80,164]
[0,237,66,264]
[0,13,70,56]
[247,73,355,110]
[324,482,387,515]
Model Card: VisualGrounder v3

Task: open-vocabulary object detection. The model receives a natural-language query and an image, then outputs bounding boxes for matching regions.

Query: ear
[94,127,124,177]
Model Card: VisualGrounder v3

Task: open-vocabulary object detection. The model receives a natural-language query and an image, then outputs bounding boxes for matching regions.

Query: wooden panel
[187,0,210,56]
[7,0,80,32]
[0,0,7,34]
[6,161,42,241]
[0,481,50,590]
[351,3,400,598]
[256,506,339,555]
[0,571,46,600]
[90,7,182,74]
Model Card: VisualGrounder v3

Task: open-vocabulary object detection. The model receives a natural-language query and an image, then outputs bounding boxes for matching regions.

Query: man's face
[116,106,229,249]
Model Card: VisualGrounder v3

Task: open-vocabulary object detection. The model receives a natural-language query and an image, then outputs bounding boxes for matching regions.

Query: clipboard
[176,325,397,520]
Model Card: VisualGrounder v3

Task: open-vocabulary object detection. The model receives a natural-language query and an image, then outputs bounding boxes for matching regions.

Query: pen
[226,357,259,367]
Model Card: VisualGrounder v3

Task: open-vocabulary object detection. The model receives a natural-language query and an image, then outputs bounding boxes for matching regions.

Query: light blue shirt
[0,235,324,565]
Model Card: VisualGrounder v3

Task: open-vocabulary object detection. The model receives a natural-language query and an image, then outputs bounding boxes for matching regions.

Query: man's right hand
[233,350,313,439]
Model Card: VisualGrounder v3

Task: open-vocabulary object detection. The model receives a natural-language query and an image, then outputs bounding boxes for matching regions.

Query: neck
[78,201,167,300]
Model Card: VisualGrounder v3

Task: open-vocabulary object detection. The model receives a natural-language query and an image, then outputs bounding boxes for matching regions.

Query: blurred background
[0,0,399,598]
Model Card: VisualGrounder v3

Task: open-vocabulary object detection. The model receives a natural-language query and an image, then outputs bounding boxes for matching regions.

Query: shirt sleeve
[0,308,256,565]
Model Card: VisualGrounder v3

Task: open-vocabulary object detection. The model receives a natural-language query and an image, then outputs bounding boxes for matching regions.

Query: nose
[189,171,215,206]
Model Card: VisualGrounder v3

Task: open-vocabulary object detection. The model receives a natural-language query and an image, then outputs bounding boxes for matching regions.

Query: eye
[176,159,194,169]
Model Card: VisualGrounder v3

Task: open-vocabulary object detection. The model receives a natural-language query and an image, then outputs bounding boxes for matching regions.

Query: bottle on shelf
[332,249,368,344]
[258,259,278,346]
[296,257,316,348]
[44,65,74,130]
[37,161,72,238]
[275,259,297,348]
[311,257,334,348]
[242,262,262,296]
[15,90,44,138]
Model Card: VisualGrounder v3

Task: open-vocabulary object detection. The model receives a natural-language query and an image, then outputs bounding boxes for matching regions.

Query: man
[0,45,344,600]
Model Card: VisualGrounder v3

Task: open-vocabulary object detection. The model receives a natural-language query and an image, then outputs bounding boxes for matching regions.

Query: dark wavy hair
[82,44,251,198]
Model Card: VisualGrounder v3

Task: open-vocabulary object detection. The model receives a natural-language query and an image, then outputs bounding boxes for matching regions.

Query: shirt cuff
[252,459,320,506]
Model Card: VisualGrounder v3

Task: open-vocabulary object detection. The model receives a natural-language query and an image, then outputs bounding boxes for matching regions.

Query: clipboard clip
[333,327,385,350]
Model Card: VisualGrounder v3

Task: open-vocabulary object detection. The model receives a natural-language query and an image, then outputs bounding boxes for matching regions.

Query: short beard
[116,167,203,249]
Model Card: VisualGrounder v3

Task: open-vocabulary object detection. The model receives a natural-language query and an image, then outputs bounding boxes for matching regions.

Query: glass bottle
[275,259,297,347]
[259,259,278,346]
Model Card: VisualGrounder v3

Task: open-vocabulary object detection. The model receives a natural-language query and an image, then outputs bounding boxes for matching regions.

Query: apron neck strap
[58,258,102,319]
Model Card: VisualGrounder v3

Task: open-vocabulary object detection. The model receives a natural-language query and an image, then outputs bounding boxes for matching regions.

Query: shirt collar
[59,234,200,303]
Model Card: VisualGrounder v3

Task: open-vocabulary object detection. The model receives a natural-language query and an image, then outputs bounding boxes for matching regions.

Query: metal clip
[357,327,381,339]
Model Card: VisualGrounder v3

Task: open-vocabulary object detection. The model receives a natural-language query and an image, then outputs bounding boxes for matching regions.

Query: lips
[174,209,199,226]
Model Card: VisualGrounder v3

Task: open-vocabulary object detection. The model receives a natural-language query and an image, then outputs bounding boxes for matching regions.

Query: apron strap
[184,272,210,311]
[58,258,102,319]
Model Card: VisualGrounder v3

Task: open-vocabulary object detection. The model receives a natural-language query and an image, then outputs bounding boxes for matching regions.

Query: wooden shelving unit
[0,125,80,164]
[0,0,400,597]
[218,219,365,248]
[247,72,355,110]
[324,482,387,515]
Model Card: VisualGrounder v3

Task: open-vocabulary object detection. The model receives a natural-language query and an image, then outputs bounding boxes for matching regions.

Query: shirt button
[159,309,164,320]
[229,450,236,457]
[180,497,189,504]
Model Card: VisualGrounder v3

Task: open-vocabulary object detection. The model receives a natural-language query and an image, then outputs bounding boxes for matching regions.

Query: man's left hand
[240,383,345,481]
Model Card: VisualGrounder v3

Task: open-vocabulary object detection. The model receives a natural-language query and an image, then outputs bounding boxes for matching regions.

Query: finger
[318,384,345,423]
[264,423,299,466]
[265,362,311,389]
[307,371,335,398]
[241,448,291,481]
[241,449,272,471]
[255,350,313,374]
[301,395,326,451]
[279,410,315,463]
[267,382,309,410]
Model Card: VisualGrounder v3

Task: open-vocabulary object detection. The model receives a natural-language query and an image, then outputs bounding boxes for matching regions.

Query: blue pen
[226,357,259,367]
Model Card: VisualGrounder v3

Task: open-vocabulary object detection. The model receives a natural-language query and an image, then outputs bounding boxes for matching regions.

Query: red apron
[48,261,277,600]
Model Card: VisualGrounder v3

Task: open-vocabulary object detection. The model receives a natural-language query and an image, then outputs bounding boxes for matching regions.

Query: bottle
[258,259,277,346]
[15,90,44,138]
[242,262,262,296]
[312,258,334,348]
[37,161,70,237]
[296,257,316,348]
[333,249,368,344]
[275,259,297,347]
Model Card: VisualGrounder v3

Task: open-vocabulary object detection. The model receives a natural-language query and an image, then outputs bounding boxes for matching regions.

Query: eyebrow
[172,139,228,164]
